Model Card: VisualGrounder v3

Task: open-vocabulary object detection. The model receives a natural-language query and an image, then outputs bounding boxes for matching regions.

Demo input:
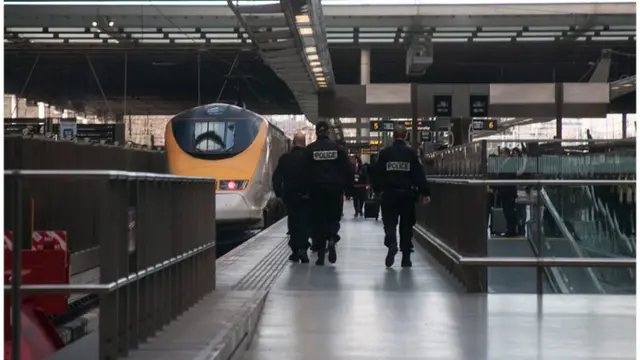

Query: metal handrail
[414,226,635,294]
[4,169,215,182]
[426,178,636,186]
[414,226,635,267]
[4,242,215,295]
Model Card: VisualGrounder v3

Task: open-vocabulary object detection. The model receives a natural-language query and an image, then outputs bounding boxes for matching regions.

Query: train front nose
[215,192,262,223]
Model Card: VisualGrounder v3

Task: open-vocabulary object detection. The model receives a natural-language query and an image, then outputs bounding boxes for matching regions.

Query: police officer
[373,125,430,268]
[272,132,311,263]
[304,121,353,265]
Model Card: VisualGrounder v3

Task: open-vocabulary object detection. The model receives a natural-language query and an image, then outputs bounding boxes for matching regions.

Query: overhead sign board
[370,120,436,132]
[433,95,452,117]
[470,95,489,117]
[472,119,498,131]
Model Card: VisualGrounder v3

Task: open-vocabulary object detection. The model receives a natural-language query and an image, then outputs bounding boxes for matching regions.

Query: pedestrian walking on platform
[373,125,430,268]
[304,121,354,265]
[273,132,311,263]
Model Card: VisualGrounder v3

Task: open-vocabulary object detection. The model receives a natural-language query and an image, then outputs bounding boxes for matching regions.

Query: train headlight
[219,180,249,191]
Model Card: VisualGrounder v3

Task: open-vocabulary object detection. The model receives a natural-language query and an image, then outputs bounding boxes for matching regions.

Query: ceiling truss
[224,0,334,123]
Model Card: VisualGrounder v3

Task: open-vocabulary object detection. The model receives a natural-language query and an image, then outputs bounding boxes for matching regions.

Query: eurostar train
[165,103,290,229]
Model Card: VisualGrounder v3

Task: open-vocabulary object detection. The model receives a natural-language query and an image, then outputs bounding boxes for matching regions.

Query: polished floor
[243,208,637,360]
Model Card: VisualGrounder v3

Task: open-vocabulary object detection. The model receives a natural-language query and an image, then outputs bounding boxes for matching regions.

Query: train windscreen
[172,117,261,160]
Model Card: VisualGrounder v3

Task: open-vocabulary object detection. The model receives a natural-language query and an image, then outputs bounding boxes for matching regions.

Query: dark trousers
[500,194,517,236]
[381,191,416,252]
[310,186,343,251]
[285,196,310,252]
[352,187,367,215]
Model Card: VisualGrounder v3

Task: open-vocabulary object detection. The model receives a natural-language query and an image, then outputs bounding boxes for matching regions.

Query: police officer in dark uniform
[272,132,311,263]
[373,125,430,268]
[304,121,353,266]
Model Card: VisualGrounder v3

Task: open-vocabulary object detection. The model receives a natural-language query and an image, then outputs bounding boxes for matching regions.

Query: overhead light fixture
[611,86,619,90]
[92,21,98,27]
[305,46,316,54]
[295,15,310,24]
[108,21,115,27]
[308,54,319,61]
[318,83,328,88]
[299,27,313,36]
[316,76,326,82]
[310,61,321,67]
[622,83,633,87]
[312,67,323,73]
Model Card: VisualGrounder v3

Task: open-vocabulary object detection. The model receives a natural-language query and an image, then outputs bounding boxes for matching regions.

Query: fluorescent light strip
[528,26,570,31]
[522,32,562,36]
[17,33,54,38]
[68,39,103,43]
[516,37,555,41]
[359,38,394,43]
[139,39,170,44]
[432,38,468,42]
[49,27,86,32]
[58,33,95,38]
[436,27,476,32]
[210,39,242,43]
[473,37,511,42]
[478,32,518,37]
[168,33,200,38]
[175,39,206,43]
[592,36,632,41]
[359,33,396,38]
[163,28,196,32]
[205,33,239,38]
[327,33,355,38]
[327,38,353,43]
[601,31,636,36]
[124,28,158,33]
[434,32,473,37]
[131,33,164,38]
[30,39,64,43]
[6,27,43,32]
[483,26,522,31]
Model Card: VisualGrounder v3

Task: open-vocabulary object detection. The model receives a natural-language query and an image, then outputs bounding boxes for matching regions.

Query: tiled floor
[244,210,636,360]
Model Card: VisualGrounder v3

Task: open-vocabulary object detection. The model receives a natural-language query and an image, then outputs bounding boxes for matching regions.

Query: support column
[622,113,627,139]
[554,83,564,139]
[9,95,17,118]
[360,49,370,163]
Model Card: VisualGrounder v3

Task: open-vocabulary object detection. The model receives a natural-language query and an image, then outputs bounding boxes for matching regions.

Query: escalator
[536,186,635,294]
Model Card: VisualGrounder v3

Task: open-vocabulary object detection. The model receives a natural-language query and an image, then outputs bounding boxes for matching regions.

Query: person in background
[497,147,518,237]
[272,132,311,263]
[351,155,369,217]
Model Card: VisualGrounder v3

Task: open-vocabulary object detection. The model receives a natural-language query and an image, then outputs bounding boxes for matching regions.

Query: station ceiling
[4,3,637,116]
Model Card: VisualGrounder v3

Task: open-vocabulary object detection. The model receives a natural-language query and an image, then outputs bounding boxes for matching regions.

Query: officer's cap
[315,121,330,133]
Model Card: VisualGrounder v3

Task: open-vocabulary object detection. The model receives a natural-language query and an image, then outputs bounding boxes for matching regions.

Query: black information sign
[470,95,489,117]
[370,120,435,132]
[433,95,452,117]
[472,119,498,131]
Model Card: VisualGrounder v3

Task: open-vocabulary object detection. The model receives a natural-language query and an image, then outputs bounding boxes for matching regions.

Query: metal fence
[4,136,166,172]
[423,139,636,178]
[414,178,635,293]
[4,170,217,360]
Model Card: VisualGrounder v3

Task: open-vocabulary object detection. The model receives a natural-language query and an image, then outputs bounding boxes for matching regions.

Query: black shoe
[401,252,412,268]
[354,212,359,218]
[298,249,309,264]
[327,239,337,264]
[316,251,325,266]
[385,247,398,268]
[289,252,299,262]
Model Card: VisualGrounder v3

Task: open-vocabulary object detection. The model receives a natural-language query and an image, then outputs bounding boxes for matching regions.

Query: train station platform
[52,201,635,360]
